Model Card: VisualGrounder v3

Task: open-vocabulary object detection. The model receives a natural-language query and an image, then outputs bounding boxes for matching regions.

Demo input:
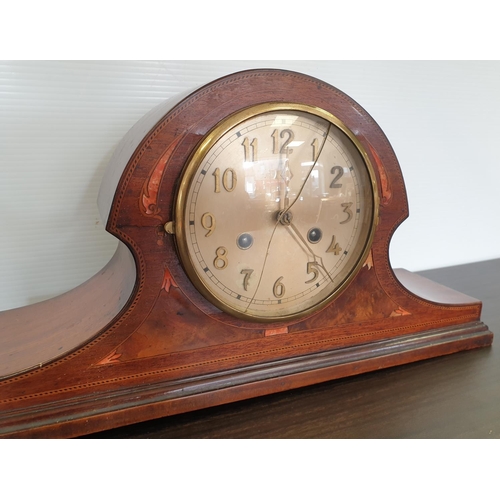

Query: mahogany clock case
[0,69,493,438]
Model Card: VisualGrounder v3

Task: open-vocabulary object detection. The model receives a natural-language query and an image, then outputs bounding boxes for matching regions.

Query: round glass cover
[175,103,378,322]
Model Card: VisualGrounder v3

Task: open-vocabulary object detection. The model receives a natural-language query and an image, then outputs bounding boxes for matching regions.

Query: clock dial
[175,103,378,321]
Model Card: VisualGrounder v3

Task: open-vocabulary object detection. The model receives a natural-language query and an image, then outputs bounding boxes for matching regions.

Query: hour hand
[278,159,293,211]
[285,222,331,282]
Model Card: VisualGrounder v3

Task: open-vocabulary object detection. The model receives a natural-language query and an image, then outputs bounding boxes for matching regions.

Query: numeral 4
[327,236,342,255]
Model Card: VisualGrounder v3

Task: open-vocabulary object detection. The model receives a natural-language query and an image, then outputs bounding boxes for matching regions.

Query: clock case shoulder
[0,69,492,438]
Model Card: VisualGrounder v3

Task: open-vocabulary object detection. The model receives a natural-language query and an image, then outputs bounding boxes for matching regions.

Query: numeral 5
[305,262,320,283]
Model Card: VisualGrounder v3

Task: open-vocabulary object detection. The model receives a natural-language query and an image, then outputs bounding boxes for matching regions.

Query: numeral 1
[311,138,319,162]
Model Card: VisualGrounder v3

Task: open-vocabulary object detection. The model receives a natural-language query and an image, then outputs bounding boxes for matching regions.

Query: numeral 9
[201,212,216,237]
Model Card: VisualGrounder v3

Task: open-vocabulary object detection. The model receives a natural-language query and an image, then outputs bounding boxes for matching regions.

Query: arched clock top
[97,86,200,225]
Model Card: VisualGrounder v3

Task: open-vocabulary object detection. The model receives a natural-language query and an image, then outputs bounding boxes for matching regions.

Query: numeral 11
[242,137,258,162]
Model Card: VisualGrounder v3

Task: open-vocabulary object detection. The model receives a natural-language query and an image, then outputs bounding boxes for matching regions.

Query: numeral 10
[213,168,237,193]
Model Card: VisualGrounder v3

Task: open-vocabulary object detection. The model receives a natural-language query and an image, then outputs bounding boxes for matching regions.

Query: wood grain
[0,242,135,379]
[85,259,500,439]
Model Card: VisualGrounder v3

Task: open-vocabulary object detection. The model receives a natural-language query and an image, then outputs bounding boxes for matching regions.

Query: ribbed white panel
[1,61,500,311]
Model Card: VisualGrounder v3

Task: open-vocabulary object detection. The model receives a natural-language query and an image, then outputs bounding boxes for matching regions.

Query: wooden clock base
[0,246,492,438]
[0,69,493,438]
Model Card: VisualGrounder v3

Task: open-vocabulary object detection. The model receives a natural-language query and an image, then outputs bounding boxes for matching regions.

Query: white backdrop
[1,60,499,311]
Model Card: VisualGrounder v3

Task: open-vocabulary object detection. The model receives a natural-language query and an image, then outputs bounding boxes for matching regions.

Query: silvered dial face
[175,104,377,322]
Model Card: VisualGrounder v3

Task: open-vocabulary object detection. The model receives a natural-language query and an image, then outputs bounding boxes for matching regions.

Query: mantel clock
[0,69,493,438]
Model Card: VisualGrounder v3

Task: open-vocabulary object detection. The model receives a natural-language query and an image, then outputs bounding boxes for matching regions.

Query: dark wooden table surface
[85,259,500,439]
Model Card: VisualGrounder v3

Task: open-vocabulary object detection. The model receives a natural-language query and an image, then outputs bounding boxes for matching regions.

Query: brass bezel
[174,102,379,323]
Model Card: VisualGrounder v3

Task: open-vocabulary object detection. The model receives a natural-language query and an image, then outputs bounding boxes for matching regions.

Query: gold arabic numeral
[273,276,286,299]
[340,202,353,224]
[222,168,237,192]
[311,138,319,162]
[280,129,294,155]
[240,269,254,291]
[271,129,279,154]
[242,137,258,162]
[213,246,229,270]
[305,262,319,284]
[213,167,237,193]
[201,212,216,237]
[242,137,250,161]
[272,128,295,155]
[213,167,221,193]
[326,235,343,255]
[330,166,344,188]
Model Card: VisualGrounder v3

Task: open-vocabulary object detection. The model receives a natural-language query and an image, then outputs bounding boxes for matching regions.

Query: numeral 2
[330,166,343,188]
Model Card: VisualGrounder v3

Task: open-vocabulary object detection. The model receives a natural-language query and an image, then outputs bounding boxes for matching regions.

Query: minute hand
[280,122,332,220]
[286,222,333,283]
[248,122,333,311]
